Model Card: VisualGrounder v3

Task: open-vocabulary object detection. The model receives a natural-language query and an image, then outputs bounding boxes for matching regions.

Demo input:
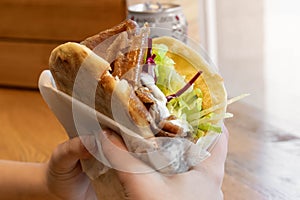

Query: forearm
[0,160,59,200]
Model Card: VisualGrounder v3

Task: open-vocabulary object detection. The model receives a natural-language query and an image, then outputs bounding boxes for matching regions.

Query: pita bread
[49,42,154,139]
[153,36,227,117]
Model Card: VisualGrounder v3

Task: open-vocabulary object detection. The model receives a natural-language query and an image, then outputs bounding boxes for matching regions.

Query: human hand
[46,137,97,200]
[46,125,228,200]
[100,126,229,200]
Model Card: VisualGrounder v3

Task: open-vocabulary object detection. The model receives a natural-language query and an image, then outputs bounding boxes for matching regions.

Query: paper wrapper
[39,70,221,199]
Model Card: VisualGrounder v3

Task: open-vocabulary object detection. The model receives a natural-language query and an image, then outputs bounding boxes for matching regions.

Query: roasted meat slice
[81,19,138,50]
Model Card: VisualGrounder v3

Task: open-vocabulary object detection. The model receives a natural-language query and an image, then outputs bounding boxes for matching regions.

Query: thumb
[204,125,229,167]
[48,137,92,173]
[192,124,229,187]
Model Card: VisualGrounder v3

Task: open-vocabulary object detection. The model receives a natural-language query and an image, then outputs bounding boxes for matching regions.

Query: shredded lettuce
[152,44,222,139]
[153,44,186,95]
[152,44,175,67]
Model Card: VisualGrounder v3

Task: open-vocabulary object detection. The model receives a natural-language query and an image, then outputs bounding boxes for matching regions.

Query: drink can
[127,2,188,42]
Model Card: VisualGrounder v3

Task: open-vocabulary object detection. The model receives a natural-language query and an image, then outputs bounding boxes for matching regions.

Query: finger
[208,125,229,163]
[49,137,92,173]
[206,125,228,164]
[100,129,155,174]
[194,124,229,170]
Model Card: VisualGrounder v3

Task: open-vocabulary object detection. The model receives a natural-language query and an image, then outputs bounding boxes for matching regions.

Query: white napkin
[39,70,215,177]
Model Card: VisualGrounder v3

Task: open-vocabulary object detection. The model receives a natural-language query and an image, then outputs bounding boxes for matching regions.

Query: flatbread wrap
[48,19,227,173]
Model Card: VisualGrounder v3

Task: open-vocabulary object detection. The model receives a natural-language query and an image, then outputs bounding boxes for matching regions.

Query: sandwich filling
[132,39,222,141]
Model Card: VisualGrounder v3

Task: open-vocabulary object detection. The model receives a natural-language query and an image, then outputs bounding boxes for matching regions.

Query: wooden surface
[0,0,126,41]
[223,103,300,200]
[0,88,67,162]
[0,42,57,88]
[1,87,299,199]
[0,0,126,88]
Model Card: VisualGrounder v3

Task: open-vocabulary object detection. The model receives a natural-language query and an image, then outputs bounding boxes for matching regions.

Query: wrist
[42,162,62,200]
[0,160,60,200]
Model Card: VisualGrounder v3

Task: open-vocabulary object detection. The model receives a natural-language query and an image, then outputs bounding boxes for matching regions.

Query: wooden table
[223,102,300,200]
[0,87,299,200]
[0,88,67,162]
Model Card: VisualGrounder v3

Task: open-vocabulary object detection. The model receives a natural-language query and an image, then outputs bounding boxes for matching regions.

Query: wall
[215,0,265,108]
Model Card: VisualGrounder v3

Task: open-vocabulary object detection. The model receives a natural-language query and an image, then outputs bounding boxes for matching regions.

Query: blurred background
[1,0,299,130]
[215,0,300,132]
[1,0,299,199]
